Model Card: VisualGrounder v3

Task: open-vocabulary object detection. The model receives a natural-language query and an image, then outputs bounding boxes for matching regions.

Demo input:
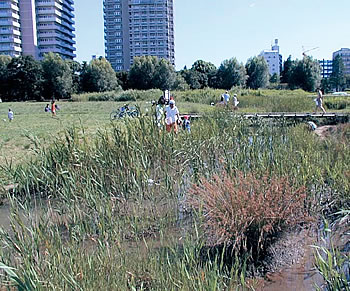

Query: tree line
[0,52,346,102]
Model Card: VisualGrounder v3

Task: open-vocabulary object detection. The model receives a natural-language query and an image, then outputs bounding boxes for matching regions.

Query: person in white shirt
[314,88,326,114]
[233,94,239,109]
[8,108,13,122]
[165,100,180,133]
[221,91,230,105]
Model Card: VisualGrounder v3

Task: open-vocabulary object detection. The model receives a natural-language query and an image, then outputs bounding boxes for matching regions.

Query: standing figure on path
[51,100,56,117]
[222,91,230,105]
[314,88,326,114]
[8,108,13,122]
[155,96,166,128]
[165,100,180,134]
[233,94,239,110]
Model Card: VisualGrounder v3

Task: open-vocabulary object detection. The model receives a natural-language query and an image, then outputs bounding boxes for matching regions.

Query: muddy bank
[251,225,323,291]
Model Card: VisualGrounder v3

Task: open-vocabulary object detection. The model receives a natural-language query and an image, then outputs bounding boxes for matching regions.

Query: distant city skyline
[75,0,350,70]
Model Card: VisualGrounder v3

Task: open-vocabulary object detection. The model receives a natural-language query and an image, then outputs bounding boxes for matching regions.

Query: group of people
[155,95,190,134]
[220,91,239,109]
[44,100,60,116]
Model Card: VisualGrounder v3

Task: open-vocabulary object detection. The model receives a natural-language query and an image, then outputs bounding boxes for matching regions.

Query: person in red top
[51,100,56,117]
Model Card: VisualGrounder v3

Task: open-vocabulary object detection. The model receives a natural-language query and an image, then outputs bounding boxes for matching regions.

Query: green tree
[152,58,177,90]
[128,56,176,90]
[216,58,247,89]
[190,60,217,88]
[245,56,269,89]
[172,72,189,90]
[0,55,11,100]
[116,71,129,90]
[80,57,120,92]
[180,69,201,89]
[280,55,293,84]
[289,56,321,91]
[270,73,280,84]
[321,77,332,93]
[128,56,158,89]
[330,55,346,91]
[6,55,43,101]
[67,60,81,94]
[41,53,73,99]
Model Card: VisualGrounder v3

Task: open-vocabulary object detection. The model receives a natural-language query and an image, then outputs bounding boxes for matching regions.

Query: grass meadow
[0,89,349,290]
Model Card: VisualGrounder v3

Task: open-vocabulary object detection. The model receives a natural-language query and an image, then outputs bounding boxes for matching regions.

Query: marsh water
[0,202,327,291]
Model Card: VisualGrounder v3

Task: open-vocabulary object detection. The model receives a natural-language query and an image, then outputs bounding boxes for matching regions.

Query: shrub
[188,171,309,258]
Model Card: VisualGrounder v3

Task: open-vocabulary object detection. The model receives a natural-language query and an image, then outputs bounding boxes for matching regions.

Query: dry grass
[188,171,310,257]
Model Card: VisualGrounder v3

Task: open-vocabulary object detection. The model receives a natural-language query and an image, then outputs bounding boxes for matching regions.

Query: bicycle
[110,104,140,120]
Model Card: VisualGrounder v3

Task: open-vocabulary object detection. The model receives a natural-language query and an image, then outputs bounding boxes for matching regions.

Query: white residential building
[259,39,282,76]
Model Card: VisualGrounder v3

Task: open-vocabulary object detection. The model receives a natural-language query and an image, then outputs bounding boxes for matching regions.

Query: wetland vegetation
[0,89,349,290]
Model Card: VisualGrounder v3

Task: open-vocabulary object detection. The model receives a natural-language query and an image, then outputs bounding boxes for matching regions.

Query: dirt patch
[250,224,323,291]
[314,125,337,140]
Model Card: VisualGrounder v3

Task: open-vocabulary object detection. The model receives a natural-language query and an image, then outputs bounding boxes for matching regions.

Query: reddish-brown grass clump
[188,171,310,256]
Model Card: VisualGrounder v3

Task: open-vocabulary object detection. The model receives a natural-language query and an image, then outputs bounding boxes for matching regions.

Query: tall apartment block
[333,48,350,76]
[0,0,76,60]
[259,39,282,76]
[0,0,21,57]
[104,0,175,72]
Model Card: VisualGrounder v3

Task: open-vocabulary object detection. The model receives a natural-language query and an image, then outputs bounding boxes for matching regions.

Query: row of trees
[1,52,346,102]
[121,55,323,92]
[0,53,120,101]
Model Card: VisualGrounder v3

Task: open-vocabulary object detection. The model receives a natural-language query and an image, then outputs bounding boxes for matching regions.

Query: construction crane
[302,46,319,57]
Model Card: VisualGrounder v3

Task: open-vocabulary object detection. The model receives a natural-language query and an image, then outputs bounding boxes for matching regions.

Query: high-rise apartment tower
[333,48,350,76]
[104,0,175,72]
[0,0,76,59]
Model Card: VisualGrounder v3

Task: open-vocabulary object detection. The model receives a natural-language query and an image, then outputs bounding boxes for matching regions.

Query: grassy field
[1,89,349,172]
[0,90,349,290]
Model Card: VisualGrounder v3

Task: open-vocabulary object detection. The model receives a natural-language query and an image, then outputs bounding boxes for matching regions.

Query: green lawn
[0,101,213,182]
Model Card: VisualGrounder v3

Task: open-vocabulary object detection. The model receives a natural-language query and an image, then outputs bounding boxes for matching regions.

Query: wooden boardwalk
[181,112,349,120]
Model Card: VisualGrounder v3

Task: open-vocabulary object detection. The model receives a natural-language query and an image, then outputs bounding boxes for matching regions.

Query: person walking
[165,99,180,134]
[221,91,230,105]
[233,94,239,110]
[314,88,326,114]
[8,108,13,122]
[155,96,166,128]
[51,100,56,117]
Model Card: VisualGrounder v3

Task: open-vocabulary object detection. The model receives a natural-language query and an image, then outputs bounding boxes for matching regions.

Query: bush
[188,171,309,258]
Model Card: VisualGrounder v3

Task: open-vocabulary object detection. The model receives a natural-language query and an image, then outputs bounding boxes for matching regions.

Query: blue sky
[75,0,350,70]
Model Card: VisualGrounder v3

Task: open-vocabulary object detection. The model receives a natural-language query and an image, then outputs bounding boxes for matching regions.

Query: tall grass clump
[188,171,310,260]
[314,210,350,291]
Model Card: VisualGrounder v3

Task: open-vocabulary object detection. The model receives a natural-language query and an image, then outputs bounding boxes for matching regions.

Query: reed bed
[0,112,349,290]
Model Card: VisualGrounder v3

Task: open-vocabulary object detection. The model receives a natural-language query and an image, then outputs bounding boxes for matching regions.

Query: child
[182,115,191,133]
[51,100,56,117]
[44,104,50,112]
[8,108,13,122]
